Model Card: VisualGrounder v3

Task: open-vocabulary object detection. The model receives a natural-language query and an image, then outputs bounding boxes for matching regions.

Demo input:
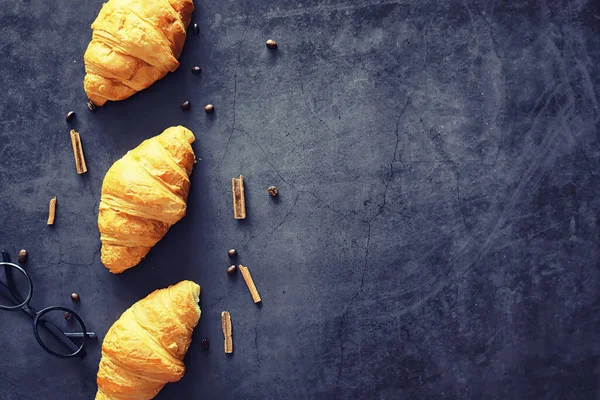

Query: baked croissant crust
[96,280,201,400]
[98,126,196,273]
[84,0,194,106]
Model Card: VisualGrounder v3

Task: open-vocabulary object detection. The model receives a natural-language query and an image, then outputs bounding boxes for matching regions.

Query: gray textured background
[1,0,599,399]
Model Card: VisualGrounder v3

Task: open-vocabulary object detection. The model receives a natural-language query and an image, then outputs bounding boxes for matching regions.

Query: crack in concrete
[206,293,228,308]
[58,243,101,268]
[333,220,370,399]
[216,12,251,170]
[271,193,301,234]
[368,97,411,222]
[301,190,359,221]
[299,73,339,136]
[244,192,301,248]
[236,127,361,224]
[334,98,410,396]
[83,177,99,216]
[236,128,294,187]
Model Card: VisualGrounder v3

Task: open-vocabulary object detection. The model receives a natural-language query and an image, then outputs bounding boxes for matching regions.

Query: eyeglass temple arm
[65,332,97,339]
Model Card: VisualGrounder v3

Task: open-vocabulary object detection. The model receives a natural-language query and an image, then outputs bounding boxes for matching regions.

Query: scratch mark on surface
[218,0,406,24]
[488,0,496,20]
[359,224,371,293]
[488,19,508,169]
[527,212,582,239]
[463,86,568,276]
[573,57,600,123]
[463,0,481,56]
[254,327,261,368]
[564,124,596,177]
[454,169,481,256]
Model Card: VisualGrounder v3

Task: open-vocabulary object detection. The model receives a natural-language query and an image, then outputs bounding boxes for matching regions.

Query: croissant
[83,0,194,106]
[98,126,196,273]
[96,280,201,400]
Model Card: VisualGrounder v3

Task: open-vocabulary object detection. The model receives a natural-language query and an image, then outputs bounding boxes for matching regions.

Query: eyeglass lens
[35,308,86,357]
[0,263,31,308]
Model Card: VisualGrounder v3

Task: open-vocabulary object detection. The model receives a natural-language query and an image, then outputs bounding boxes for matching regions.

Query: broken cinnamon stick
[231,175,246,219]
[70,130,87,174]
[239,264,261,304]
[221,311,233,354]
[47,197,56,225]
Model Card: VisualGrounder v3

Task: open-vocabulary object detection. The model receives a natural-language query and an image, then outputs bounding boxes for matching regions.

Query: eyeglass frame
[0,251,96,359]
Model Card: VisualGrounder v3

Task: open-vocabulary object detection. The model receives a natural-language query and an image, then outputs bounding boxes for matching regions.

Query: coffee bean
[17,249,28,264]
[228,249,237,257]
[201,338,209,350]
[64,312,72,321]
[180,101,191,110]
[266,39,277,49]
[65,111,76,122]
[191,66,201,75]
[268,186,279,197]
[227,265,237,276]
[71,293,80,302]
[87,101,97,111]
[204,104,214,113]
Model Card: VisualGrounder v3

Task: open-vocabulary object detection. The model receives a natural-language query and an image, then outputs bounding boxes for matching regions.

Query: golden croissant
[96,280,201,400]
[98,126,196,273]
[84,0,194,106]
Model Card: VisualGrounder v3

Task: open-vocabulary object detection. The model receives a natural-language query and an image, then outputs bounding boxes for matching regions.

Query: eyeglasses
[0,251,97,358]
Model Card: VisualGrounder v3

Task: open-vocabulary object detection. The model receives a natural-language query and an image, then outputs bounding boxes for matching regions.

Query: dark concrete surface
[1,0,599,399]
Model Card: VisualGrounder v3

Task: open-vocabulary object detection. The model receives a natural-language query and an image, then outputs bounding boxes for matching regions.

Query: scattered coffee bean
[17,249,28,264]
[65,111,76,122]
[191,66,201,75]
[204,104,214,113]
[201,338,209,350]
[87,100,97,111]
[227,265,238,276]
[266,39,277,49]
[268,186,279,197]
[64,312,72,321]
[228,249,237,257]
[180,101,191,110]
[71,293,80,302]
[192,23,199,35]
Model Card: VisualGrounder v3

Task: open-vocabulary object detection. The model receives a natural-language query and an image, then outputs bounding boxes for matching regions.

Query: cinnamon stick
[239,265,261,304]
[47,197,56,225]
[231,175,246,219]
[70,130,87,174]
[221,311,233,354]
